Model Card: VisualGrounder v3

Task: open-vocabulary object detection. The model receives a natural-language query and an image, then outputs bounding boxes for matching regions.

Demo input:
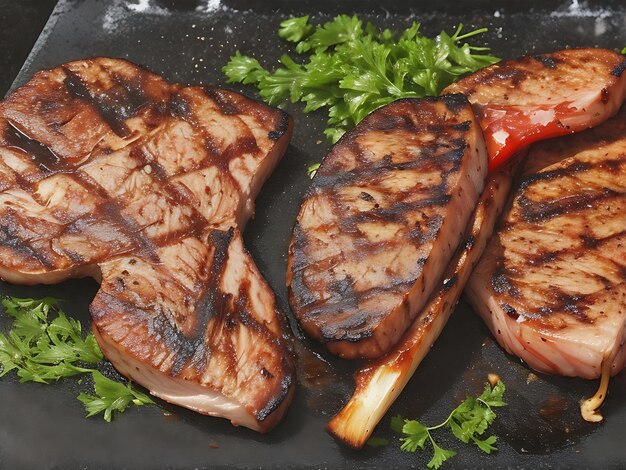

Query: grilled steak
[445,48,626,170]
[287,95,488,359]
[0,58,295,432]
[466,106,626,380]
[327,159,519,447]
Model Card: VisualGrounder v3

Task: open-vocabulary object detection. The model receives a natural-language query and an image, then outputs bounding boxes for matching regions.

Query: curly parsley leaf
[0,297,101,383]
[78,371,155,422]
[0,296,154,421]
[392,380,506,469]
[279,16,314,43]
[223,15,499,143]
[306,162,321,179]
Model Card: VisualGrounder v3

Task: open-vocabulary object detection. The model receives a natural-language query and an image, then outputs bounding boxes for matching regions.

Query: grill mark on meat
[518,188,617,224]
[311,139,466,192]
[130,147,208,245]
[491,265,521,298]
[533,55,557,69]
[495,67,528,86]
[452,120,471,131]
[168,93,192,118]
[203,86,241,115]
[518,160,592,190]
[70,168,161,262]
[256,373,293,421]
[440,93,468,113]
[170,229,234,376]
[63,67,154,138]
[0,210,55,268]
[501,303,519,319]
[515,158,621,224]
[409,215,444,244]
[4,121,63,174]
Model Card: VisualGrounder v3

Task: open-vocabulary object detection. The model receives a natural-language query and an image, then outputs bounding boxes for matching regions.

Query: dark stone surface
[1,1,626,469]
[0,0,57,95]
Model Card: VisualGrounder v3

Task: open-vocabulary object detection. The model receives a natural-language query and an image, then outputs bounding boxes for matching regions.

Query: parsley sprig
[223,15,499,143]
[78,370,155,422]
[390,380,506,469]
[0,296,155,422]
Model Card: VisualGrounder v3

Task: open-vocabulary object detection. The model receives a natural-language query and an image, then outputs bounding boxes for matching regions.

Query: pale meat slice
[445,48,626,170]
[466,107,626,380]
[0,58,295,432]
[287,95,488,359]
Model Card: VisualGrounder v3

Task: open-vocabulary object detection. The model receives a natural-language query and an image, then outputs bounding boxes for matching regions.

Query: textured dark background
[0,0,57,95]
[1,1,626,469]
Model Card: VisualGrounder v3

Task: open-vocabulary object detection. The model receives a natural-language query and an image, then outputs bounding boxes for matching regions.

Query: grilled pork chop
[466,106,626,380]
[445,48,626,170]
[327,158,519,447]
[287,95,488,359]
[0,58,295,432]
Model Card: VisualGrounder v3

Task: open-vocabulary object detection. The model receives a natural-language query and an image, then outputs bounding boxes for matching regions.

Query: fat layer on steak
[0,58,295,432]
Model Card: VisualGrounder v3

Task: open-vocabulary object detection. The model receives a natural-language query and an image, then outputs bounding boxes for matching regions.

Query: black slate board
[2,1,626,468]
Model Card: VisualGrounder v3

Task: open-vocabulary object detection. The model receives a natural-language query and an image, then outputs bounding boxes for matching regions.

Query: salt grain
[197,0,223,13]
[550,0,612,18]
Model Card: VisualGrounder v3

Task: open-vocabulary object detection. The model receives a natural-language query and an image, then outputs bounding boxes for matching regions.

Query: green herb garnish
[0,296,155,421]
[306,162,321,179]
[366,436,390,448]
[223,15,499,143]
[391,380,506,469]
[78,370,155,422]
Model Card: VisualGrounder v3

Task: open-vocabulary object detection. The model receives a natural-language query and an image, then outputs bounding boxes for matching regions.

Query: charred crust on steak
[500,303,519,319]
[256,373,293,421]
[168,93,192,118]
[4,121,63,173]
[63,67,154,138]
[203,86,240,115]
[441,274,458,290]
[452,120,472,131]
[440,93,470,113]
[288,96,488,357]
[268,112,291,141]
[0,57,297,430]
[533,54,558,69]
[491,266,521,298]
[464,234,476,249]
[611,58,626,77]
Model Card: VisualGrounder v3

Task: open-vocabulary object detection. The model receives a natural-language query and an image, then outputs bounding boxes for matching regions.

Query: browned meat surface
[0,58,295,432]
[445,48,626,170]
[466,106,626,380]
[287,95,488,359]
[327,158,519,447]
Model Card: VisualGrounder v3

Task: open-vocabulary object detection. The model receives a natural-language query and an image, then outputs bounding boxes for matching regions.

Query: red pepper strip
[477,102,582,172]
